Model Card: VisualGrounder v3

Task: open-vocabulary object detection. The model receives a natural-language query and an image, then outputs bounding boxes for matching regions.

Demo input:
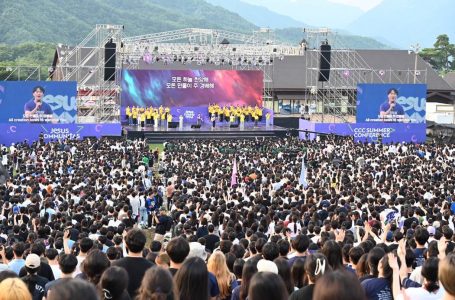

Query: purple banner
[0,123,122,146]
[299,119,426,143]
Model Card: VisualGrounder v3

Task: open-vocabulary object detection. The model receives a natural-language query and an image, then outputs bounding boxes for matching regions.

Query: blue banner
[357,84,426,123]
[0,124,122,146]
[0,81,78,123]
[299,119,426,144]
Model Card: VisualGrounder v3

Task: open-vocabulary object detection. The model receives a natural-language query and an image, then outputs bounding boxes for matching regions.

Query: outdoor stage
[123,123,287,142]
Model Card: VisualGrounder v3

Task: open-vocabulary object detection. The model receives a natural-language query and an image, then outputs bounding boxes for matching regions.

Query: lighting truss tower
[303,28,382,123]
[56,24,124,123]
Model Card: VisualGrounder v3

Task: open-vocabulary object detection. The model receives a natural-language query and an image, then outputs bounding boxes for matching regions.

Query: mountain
[239,0,364,28]
[0,0,256,45]
[0,0,389,70]
[347,0,455,49]
[206,0,307,29]
[274,28,389,49]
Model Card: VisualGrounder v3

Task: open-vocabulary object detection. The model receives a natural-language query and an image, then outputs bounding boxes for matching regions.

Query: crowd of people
[0,135,455,300]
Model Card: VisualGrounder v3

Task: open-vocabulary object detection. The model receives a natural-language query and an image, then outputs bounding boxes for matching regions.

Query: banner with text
[299,119,426,143]
[0,124,122,146]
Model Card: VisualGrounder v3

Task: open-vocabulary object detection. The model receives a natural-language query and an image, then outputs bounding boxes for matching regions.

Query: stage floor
[123,123,287,141]
[123,123,285,133]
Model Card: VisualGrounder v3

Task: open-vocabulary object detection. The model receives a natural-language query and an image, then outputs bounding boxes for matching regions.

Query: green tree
[420,34,455,74]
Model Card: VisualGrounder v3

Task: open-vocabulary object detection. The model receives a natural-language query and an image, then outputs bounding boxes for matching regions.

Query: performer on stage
[211,114,216,129]
[256,105,263,122]
[179,115,184,130]
[224,106,230,123]
[240,113,245,130]
[266,111,271,127]
[253,113,259,127]
[154,110,159,128]
[229,113,235,125]
[167,113,172,129]
[197,114,202,126]
[125,106,131,125]
[140,112,146,129]
[160,112,166,127]
[132,107,138,126]
[165,106,170,120]
[146,108,152,126]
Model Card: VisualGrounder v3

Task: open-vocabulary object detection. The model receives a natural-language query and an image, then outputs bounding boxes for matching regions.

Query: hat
[386,231,394,242]
[427,226,436,236]
[187,242,207,261]
[321,201,330,208]
[159,206,167,212]
[257,259,278,274]
[25,254,40,269]
[433,221,441,229]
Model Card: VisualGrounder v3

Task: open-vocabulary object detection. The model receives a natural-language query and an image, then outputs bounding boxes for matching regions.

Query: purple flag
[231,158,238,187]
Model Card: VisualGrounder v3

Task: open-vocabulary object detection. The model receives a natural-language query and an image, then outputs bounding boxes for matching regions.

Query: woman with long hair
[404,257,443,300]
[287,215,301,238]
[439,253,455,300]
[248,272,288,300]
[231,257,258,300]
[0,278,32,300]
[174,257,209,300]
[137,266,175,300]
[291,258,306,289]
[289,253,331,300]
[207,251,238,300]
[98,266,130,300]
[274,257,295,294]
[355,253,370,279]
[79,250,111,286]
[361,252,393,300]
[321,240,343,271]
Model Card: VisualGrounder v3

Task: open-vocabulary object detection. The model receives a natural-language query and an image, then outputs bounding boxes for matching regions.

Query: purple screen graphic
[121,70,263,108]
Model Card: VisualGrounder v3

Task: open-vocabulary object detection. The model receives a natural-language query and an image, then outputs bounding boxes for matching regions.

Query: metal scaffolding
[304,29,372,123]
[122,27,301,115]
[302,28,428,123]
[55,24,124,123]
[4,25,430,123]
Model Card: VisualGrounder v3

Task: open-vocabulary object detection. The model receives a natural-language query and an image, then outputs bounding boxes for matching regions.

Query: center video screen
[121,69,263,108]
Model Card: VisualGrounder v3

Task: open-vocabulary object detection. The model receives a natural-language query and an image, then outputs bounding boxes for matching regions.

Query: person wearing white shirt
[129,193,140,219]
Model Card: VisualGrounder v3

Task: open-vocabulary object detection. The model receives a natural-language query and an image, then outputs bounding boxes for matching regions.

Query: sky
[244,0,383,12]
[327,0,383,11]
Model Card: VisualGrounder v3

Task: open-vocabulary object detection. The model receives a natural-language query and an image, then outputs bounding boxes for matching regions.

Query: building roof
[444,72,455,89]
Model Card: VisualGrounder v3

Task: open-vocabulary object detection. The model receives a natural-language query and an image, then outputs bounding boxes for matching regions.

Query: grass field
[149,143,164,153]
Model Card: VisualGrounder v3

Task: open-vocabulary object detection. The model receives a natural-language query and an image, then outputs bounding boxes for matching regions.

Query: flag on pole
[231,158,238,188]
[299,156,308,188]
